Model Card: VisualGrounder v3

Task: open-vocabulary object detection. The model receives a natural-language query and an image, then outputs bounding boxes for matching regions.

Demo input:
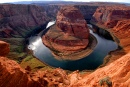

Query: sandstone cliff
[70,51,130,87]
[0,4,49,38]
[90,5,130,52]
[42,6,90,60]
[113,19,130,51]
[91,6,130,28]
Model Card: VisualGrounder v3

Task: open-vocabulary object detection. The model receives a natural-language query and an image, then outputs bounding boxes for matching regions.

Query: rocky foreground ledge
[0,40,130,87]
[42,6,93,60]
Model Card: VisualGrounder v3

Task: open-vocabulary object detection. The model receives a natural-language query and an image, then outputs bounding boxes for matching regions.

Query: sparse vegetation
[20,55,53,72]
[99,76,112,87]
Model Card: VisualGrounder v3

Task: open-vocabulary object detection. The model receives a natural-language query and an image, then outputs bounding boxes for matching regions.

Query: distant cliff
[91,6,130,28]
[0,4,49,38]
[90,5,130,51]
[37,4,98,22]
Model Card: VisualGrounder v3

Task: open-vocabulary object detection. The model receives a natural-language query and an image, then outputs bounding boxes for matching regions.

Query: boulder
[0,40,10,56]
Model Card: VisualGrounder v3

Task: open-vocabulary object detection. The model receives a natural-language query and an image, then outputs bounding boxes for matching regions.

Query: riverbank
[89,22,127,69]
[42,24,97,61]
[51,34,97,61]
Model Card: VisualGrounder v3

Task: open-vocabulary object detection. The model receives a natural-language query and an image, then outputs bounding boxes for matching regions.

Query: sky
[0,0,130,3]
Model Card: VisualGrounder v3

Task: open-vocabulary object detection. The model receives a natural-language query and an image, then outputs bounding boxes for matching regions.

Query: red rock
[56,6,89,38]
[1,51,130,87]
[0,40,10,56]
[113,19,130,39]
[91,6,130,28]
[0,56,69,87]
[42,6,90,60]
[70,52,130,87]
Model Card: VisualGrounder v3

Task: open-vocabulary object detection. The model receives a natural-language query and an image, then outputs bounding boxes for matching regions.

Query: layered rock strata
[0,4,49,38]
[42,6,90,60]
[91,5,130,51]
[112,19,130,51]
[91,6,130,28]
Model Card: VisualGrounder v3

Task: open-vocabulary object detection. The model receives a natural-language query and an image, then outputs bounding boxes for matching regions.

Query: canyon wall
[0,4,49,38]
[0,4,50,53]
[91,5,130,51]
[35,4,98,22]
[75,5,98,22]
[91,6,130,28]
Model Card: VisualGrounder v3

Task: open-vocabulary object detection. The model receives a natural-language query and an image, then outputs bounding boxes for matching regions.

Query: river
[28,21,118,71]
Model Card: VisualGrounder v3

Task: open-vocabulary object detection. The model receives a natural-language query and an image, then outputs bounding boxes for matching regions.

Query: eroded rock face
[0,4,49,38]
[112,19,130,51]
[56,6,89,39]
[70,52,130,87]
[0,56,70,87]
[0,48,130,87]
[91,6,130,28]
[113,19,130,39]
[0,40,10,56]
[42,6,90,60]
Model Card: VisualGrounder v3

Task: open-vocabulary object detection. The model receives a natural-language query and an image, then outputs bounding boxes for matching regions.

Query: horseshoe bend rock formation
[0,4,49,38]
[91,6,130,28]
[42,6,90,60]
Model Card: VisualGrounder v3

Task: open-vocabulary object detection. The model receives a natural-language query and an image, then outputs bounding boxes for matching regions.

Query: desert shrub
[99,76,112,87]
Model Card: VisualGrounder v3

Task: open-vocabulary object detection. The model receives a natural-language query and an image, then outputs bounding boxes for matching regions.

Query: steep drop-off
[42,6,90,60]
[91,5,130,52]
[0,4,49,38]
[112,19,130,51]
[0,4,50,55]
[91,6,130,28]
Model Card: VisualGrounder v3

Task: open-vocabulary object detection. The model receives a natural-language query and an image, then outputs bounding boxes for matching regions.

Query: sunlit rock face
[0,56,70,87]
[91,5,130,51]
[56,6,89,39]
[113,19,130,39]
[91,6,130,28]
[42,6,90,60]
[70,52,130,87]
